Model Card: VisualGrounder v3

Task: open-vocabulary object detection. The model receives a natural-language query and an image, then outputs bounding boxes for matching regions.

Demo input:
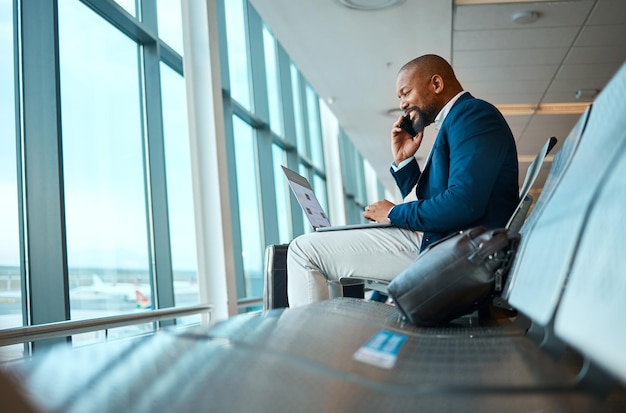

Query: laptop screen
[281,166,331,229]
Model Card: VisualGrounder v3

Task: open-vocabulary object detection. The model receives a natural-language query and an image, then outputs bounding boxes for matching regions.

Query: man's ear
[431,74,444,94]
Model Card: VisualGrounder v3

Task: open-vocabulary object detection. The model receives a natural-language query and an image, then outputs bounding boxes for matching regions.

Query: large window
[0,1,199,359]
[0,0,22,359]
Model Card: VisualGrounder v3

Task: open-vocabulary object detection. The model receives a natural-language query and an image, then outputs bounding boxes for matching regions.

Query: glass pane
[272,144,291,243]
[224,0,252,111]
[58,2,152,340]
[263,27,283,136]
[306,85,324,168]
[0,0,23,361]
[233,116,263,298]
[160,63,200,316]
[113,0,136,18]
[290,63,307,154]
[157,0,183,55]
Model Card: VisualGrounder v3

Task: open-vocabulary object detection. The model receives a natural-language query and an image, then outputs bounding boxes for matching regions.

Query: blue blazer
[388,92,519,251]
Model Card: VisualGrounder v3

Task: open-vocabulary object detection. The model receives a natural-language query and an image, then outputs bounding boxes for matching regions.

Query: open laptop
[281,166,393,232]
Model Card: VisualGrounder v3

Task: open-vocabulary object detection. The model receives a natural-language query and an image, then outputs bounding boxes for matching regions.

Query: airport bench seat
[2,311,603,412]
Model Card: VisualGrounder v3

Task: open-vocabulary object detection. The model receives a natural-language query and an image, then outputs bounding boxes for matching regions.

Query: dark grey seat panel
[502,106,591,302]
[520,107,591,236]
[554,92,626,386]
[507,62,626,326]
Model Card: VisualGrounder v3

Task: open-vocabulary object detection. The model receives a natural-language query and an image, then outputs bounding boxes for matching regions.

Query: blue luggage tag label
[353,330,407,369]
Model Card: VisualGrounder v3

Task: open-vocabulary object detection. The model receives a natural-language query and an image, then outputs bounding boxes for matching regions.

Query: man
[287,54,519,308]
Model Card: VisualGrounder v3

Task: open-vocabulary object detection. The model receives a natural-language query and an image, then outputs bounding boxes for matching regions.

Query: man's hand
[392,115,423,166]
[363,200,396,223]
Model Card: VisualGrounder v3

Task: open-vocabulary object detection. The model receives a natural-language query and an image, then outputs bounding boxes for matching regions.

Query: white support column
[181,0,238,321]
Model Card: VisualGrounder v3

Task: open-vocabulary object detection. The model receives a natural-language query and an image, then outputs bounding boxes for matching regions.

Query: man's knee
[287,232,316,264]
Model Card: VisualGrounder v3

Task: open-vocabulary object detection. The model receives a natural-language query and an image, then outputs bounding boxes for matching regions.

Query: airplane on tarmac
[70,274,150,304]
[70,274,199,309]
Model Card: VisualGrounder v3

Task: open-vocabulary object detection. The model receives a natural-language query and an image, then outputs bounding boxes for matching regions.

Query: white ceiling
[249,0,626,194]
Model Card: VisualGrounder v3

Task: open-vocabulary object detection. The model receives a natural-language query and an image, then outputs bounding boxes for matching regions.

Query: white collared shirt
[433,90,467,131]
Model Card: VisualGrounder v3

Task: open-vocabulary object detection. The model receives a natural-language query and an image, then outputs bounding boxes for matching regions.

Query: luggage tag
[353,330,407,369]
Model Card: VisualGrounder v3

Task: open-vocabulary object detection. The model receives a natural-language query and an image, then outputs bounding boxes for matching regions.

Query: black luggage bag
[263,244,290,310]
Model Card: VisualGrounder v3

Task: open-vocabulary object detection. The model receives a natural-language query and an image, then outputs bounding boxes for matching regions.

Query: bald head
[400,55,454,77]
[399,54,463,102]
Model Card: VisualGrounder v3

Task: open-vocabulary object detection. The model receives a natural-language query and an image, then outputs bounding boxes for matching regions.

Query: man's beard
[409,106,436,134]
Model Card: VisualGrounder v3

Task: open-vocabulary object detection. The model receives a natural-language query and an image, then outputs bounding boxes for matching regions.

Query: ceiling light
[535,102,591,115]
[497,102,591,116]
[389,102,591,118]
[336,0,406,11]
[512,10,540,24]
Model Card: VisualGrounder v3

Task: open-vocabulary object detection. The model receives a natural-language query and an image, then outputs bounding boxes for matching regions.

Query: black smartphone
[400,114,417,136]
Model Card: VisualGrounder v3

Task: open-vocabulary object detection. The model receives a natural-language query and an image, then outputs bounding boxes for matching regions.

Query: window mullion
[19,0,70,352]
[140,1,175,314]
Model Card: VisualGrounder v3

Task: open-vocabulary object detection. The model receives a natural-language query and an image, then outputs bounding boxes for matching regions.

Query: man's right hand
[392,115,423,166]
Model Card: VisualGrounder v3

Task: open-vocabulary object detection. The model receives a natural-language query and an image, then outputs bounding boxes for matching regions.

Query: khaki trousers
[287,227,422,307]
